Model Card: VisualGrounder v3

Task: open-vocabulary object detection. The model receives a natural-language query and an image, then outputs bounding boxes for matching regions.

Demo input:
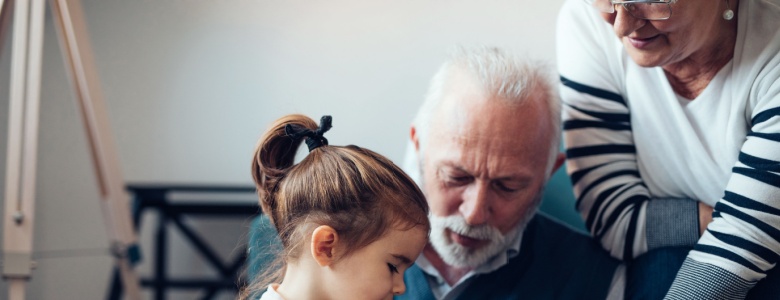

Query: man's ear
[311,225,339,267]
[552,153,566,174]
[410,126,420,153]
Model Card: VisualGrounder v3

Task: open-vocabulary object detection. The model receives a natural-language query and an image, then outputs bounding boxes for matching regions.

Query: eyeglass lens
[583,0,671,20]
[623,2,670,19]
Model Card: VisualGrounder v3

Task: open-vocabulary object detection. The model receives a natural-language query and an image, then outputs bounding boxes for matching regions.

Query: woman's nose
[611,4,646,37]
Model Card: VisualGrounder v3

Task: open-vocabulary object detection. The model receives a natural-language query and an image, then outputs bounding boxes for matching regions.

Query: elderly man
[396,47,619,300]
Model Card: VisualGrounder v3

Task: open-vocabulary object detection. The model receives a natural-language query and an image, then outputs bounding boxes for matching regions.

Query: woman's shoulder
[733,0,780,111]
[557,0,627,87]
[738,0,780,62]
[557,0,607,31]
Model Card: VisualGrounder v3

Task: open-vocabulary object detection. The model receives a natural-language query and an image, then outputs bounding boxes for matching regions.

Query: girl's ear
[310,225,339,267]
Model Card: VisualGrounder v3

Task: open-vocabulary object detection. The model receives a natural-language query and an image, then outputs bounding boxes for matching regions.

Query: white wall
[0,0,568,298]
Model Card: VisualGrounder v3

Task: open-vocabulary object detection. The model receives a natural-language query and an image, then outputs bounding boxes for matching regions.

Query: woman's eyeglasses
[583,0,672,20]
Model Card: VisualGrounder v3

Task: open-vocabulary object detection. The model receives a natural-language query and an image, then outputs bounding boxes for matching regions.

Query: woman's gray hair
[412,46,562,176]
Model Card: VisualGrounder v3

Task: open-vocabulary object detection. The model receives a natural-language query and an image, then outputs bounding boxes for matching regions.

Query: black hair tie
[284,115,332,152]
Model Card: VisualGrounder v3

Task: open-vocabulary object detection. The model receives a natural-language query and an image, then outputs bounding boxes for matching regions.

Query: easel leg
[3,0,142,298]
[49,0,142,299]
[9,281,26,300]
[2,0,45,299]
[0,0,13,56]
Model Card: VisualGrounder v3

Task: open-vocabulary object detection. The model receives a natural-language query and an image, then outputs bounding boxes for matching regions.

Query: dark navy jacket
[396,213,618,300]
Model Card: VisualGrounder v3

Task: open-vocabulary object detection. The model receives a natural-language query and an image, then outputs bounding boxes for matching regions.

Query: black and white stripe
[666,258,756,299]
[561,76,703,261]
[562,74,780,293]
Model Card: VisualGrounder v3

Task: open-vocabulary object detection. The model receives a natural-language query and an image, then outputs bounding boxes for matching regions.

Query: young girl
[242,114,430,300]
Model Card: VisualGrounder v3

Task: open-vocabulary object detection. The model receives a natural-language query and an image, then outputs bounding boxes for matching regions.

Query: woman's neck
[663,56,731,100]
[663,11,738,100]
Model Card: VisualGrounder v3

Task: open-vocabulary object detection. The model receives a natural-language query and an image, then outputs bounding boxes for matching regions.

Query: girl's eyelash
[387,263,399,274]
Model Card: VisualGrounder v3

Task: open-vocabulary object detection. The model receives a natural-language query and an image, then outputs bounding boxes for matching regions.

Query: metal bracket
[1,252,34,279]
[110,242,141,266]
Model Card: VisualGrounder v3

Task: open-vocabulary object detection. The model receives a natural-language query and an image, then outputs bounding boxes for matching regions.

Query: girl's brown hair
[241,114,429,298]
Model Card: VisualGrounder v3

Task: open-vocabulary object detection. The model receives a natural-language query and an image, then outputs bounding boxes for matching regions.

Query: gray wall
[0,0,577,298]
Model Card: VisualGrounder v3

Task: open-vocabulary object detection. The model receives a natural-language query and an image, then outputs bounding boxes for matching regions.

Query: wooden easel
[1,0,141,299]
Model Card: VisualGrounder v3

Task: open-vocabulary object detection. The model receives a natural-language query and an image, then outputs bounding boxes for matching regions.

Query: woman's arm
[699,202,714,236]
[666,81,780,299]
[556,0,702,260]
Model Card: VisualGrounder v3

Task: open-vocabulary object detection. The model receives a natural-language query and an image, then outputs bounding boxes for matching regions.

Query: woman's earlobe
[310,225,339,267]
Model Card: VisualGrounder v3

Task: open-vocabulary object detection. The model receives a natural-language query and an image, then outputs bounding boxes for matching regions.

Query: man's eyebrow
[439,162,469,173]
[441,162,533,181]
[392,254,413,266]
[496,174,534,182]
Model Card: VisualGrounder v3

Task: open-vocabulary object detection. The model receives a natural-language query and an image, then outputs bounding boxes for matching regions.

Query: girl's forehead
[376,226,428,252]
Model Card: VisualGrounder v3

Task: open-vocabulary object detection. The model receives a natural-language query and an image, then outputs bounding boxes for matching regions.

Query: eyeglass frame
[586,0,674,21]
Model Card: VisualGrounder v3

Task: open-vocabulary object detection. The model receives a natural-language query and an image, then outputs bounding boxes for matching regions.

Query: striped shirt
[556,0,780,298]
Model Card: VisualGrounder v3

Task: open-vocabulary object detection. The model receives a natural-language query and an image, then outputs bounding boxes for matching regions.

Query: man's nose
[460,182,491,226]
[612,5,646,37]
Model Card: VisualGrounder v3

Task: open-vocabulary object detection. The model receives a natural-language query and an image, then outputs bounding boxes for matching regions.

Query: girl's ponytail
[251,114,318,228]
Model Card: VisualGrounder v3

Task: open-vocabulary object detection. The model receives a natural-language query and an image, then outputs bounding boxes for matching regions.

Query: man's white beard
[428,214,525,268]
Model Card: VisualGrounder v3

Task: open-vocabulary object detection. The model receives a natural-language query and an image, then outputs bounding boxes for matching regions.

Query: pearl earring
[723,0,734,20]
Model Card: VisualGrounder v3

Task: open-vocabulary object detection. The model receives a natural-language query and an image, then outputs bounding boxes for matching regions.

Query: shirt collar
[414,227,525,296]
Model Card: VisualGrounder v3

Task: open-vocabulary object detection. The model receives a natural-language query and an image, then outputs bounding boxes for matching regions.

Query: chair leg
[106,268,123,300]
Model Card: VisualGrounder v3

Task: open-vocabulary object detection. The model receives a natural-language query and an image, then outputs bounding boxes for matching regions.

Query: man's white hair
[412,46,562,177]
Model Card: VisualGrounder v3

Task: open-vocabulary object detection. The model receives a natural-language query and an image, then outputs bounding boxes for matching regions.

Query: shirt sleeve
[556,0,700,261]
[666,57,780,299]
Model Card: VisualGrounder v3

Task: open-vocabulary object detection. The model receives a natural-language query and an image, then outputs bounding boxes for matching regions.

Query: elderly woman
[556,0,779,298]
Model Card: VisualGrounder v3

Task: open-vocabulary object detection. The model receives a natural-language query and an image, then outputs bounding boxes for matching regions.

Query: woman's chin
[623,37,674,67]
[625,48,668,68]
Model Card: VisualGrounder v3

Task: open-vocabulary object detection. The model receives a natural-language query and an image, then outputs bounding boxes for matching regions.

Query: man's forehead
[430,95,548,143]
[435,132,545,166]
[437,158,536,180]
[424,89,552,173]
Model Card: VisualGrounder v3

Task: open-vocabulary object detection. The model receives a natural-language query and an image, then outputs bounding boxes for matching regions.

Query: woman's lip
[627,35,660,49]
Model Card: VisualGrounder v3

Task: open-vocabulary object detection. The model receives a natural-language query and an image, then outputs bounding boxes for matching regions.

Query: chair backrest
[539,166,585,233]
[246,214,281,282]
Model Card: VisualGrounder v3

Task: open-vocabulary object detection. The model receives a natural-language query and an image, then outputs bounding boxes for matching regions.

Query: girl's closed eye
[387,263,399,274]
